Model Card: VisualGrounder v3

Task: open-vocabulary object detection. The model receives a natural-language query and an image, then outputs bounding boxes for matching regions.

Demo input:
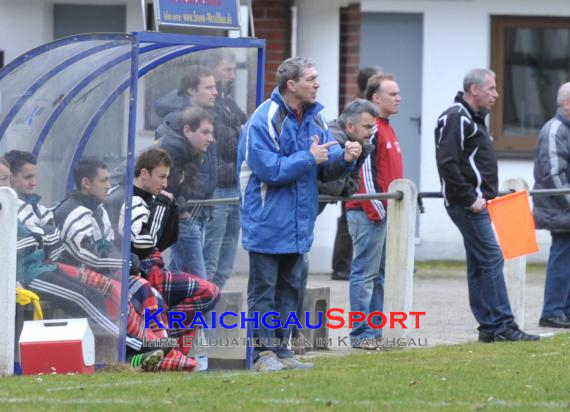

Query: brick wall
[339,3,361,112]
[252,0,292,98]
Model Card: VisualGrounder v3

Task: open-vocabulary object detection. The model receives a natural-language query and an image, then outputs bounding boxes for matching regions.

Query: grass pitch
[0,333,568,411]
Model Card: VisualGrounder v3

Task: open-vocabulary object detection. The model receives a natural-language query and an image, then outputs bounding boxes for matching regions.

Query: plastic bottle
[194,326,208,371]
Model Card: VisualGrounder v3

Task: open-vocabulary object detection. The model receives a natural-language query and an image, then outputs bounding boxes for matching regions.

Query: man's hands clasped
[344,140,362,162]
[309,135,362,164]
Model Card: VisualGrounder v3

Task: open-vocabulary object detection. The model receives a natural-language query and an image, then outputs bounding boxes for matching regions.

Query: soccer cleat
[130,349,164,371]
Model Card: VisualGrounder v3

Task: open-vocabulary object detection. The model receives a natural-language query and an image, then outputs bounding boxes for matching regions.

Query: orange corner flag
[487,190,539,260]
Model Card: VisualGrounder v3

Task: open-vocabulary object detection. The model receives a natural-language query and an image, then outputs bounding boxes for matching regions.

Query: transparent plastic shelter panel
[0,38,133,157]
[0,37,127,131]
[137,46,260,363]
[10,144,127,365]
[0,36,134,365]
[2,33,264,368]
[38,53,133,202]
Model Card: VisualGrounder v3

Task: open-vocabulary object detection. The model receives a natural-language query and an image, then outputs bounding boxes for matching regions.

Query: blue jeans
[168,217,207,279]
[541,232,570,319]
[248,252,306,360]
[446,205,514,333]
[347,210,387,342]
[203,187,241,288]
[292,254,310,338]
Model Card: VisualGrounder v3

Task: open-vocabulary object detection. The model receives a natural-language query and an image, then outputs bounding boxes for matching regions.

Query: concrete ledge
[299,287,330,350]
[202,290,247,368]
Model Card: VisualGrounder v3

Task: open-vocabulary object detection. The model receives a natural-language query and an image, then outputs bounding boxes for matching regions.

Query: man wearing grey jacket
[319,99,378,199]
[533,81,570,329]
[292,99,377,354]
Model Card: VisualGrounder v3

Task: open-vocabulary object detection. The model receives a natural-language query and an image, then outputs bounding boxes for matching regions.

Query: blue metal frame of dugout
[0,31,265,368]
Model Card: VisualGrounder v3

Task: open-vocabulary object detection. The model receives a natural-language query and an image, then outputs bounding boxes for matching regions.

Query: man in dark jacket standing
[291,98,377,353]
[159,105,216,278]
[435,68,539,342]
[201,50,248,289]
[330,66,380,281]
[156,66,218,279]
[533,82,570,329]
[319,98,377,199]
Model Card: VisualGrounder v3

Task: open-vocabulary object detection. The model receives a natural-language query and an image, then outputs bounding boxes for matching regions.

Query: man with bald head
[533,81,570,329]
[435,68,539,342]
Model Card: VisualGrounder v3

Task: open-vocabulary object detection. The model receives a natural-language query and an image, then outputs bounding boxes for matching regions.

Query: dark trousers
[332,203,352,275]
[541,232,570,319]
[446,205,515,334]
[293,255,310,339]
[27,271,130,345]
[248,252,305,359]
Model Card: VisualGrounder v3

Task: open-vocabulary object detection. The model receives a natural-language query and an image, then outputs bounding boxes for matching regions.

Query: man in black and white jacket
[54,158,122,274]
[113,147,220,371]
[54,158,170,366]
[435,68,538,343]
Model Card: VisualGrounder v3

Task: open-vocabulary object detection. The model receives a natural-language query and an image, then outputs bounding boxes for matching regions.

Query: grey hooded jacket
[533,109,570,232]
[318,119,374,198]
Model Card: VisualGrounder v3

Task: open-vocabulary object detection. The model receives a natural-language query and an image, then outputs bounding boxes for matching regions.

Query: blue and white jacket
[237,88,353,254]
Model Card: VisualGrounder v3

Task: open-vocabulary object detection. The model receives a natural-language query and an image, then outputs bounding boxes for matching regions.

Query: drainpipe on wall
[247,0,255,37]
[290,0,297,57]
[140,0,147,30]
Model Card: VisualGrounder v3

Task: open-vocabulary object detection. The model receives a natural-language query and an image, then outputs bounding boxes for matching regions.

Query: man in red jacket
[346,73,403,349]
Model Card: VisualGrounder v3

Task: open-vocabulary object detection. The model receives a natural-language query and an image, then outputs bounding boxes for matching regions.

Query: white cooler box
[19,318,95,375]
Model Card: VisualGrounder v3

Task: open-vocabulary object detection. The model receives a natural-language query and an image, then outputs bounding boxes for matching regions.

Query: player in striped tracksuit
[52,157,170,367]
[107,147,221,371]
[4,150,163,370]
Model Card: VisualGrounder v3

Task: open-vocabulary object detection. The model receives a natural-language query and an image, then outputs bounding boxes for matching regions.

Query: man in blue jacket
[238,57,362,371]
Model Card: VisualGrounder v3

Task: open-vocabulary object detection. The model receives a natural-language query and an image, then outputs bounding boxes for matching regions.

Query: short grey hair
[557,82,570,106]
[463,68,495,92]
[339,99,379,129]
[276,56,315,93]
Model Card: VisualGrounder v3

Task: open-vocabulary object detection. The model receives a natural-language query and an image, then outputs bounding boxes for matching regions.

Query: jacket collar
[556,108,570,127]
[163,127,202,160]
[133,185,154,202]
[454,91,486,122]
[18,192,41,206]
[270,87,324,119]
[328,119,348,145]
[69,190,101,211]
[329,119,374,154]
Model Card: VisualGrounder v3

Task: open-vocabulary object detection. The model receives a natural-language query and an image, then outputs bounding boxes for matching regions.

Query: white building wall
[235,0,347,273]
[296,0,344,271]
[0,0,145,65]
[0,0,50,64]
[352,0,570,262]
[4,0,569,270]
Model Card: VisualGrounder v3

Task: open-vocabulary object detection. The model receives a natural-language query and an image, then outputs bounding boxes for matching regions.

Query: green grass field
[413,261,548,278]
[1,333,569,411]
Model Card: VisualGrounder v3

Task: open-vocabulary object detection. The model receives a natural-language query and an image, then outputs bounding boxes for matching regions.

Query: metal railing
[180,187,570,208]
[3,178,568,373]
